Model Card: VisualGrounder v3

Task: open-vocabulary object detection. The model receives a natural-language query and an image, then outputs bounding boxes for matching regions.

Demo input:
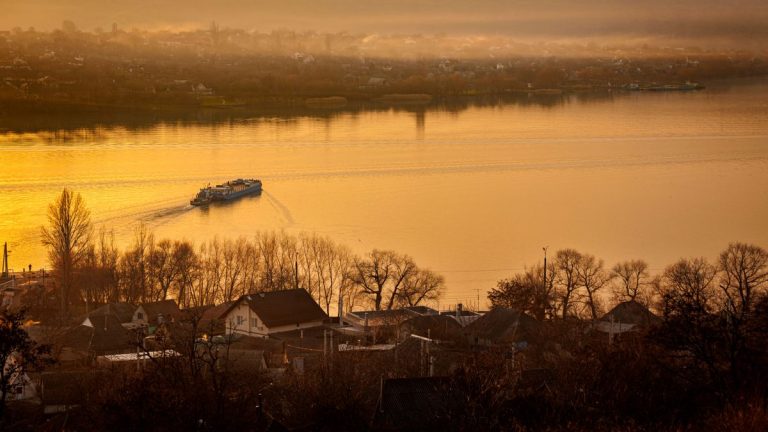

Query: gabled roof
[88,302,136,324]
[347,309,416,327]
[201,301,234,323]
[60,314,133,355]
[403,306,439,316]
[601,301,661,326]
[401,315,462,341]
[225,289,327,328]
[139,299,181,321]
[464,308,539,344]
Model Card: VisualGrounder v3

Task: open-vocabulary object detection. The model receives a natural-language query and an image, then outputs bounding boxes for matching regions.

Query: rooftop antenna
[2,242,10,279]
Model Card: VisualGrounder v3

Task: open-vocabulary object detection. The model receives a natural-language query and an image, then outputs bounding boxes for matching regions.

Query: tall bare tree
[576,253,612,320]
[118,224,154,303]
[554,249,581,319]
[611,259,651,304]
[718,242,768,318]
[41,188,92,317]
[398,268,445,309]
[351,249,417,311]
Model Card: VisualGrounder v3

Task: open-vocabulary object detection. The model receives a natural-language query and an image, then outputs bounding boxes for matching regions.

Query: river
[2,79,768,309]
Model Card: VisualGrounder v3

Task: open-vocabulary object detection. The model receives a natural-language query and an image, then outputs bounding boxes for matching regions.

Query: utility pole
[542,246,549,290]
[475,288,481,312]
[2,242,10,279]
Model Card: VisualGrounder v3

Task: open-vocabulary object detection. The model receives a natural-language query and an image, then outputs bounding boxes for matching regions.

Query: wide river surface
[2,79,768,309]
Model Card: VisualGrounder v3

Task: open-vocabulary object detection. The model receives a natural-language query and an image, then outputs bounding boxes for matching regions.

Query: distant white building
[222,289,327,338]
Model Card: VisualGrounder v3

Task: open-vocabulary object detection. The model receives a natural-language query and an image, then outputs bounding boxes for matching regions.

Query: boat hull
[190,179,262,206]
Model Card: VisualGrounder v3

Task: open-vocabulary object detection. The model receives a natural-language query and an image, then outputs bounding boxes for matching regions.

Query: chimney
[456,303,463,318]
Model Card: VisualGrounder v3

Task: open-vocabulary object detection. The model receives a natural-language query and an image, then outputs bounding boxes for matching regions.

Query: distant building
[132,299,181,327]
[594,300,661,341]
[463,308,539,347]
[222,289,327,338]
[58,313,134,364]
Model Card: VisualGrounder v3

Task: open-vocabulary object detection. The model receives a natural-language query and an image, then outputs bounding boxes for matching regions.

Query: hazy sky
[3,0,768,47]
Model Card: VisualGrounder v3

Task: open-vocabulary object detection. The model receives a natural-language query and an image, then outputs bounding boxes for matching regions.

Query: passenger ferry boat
[190,178,262,206]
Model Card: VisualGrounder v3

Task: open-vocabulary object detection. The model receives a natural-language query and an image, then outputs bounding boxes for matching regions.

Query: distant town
[1,189,767,430]
[1,24,767,114]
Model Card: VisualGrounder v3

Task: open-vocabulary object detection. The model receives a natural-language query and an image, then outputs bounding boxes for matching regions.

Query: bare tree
[488,263,555,320]
[40,188,93,317]
[118,224,154,303]
[351,249,417,311]
[172,240,199,307]
[311,236,353,315]
[148,239,177,301]
[576,253,612,320]
[398,268,445,309]
[611,259,651,304]
[655,257,721,380]
[553,249,581,319]
[718,242,768,318]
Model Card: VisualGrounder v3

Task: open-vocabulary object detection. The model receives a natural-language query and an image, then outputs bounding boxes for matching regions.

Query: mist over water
[4,0,768,49]
[1,79,768,307]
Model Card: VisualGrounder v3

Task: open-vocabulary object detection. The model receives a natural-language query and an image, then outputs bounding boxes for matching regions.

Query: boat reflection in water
[190,179,262,206]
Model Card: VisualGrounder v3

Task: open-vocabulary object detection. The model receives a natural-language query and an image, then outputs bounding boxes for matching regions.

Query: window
[137,312,144,320]
[236,315,244,325]
[250,317,258,328]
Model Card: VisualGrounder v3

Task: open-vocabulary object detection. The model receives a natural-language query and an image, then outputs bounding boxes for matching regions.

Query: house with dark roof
[58,313,134,363]
[132,299,181,327]
[400,314,463,342]
[85,302,136,325]
[222,289,327,338]
[463,308,540,347]
[594,300,661,337]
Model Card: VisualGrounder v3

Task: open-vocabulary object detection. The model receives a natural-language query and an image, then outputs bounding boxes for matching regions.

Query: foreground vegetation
[2,190,767,430]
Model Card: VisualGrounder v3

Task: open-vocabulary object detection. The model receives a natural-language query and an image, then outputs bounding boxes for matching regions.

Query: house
[346,309,415,330]
[86,302,136,327]
[594,300,661,340]
[463,308,540,347]
[400,314,463,342]
[58,313,134,363]
[192,301,234,335]
[132,299,181,327]
[1,285,21,310]
[222,289,327,337]
[2,354,37,402]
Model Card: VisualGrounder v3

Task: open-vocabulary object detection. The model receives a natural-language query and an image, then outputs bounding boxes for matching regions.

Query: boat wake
[262,190,295,226]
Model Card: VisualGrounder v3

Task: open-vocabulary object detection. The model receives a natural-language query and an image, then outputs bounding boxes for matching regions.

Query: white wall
[223,301,323,337]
